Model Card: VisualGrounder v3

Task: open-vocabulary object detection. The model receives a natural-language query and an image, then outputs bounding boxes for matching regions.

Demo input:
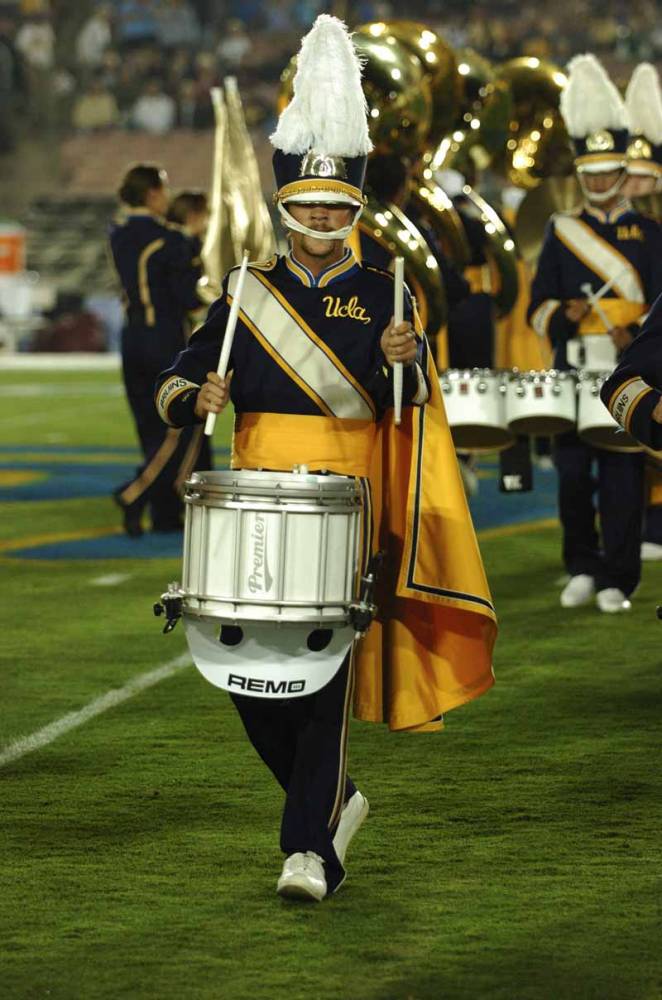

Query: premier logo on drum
[227,674,306,694]
[247,513,274,594]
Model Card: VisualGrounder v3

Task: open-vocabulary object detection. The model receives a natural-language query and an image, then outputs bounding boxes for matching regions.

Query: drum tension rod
[153,583,184,634]
[349,552,384,637]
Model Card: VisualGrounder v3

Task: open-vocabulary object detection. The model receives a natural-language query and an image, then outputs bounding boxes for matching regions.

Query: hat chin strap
[278,201,363,241]
[579,170,627,204]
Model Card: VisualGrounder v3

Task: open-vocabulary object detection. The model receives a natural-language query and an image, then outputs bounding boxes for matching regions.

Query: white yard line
[0,353,121,371]
[0,652,191,769]
[90,572,133,587]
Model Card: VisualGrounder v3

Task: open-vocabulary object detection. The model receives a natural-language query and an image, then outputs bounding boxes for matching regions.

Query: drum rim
[506,369,575,384]
[184,493,363,510]
[181,601,352,626]
[185,469,361,499]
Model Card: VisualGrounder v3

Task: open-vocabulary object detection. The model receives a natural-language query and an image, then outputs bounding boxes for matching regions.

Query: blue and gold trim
[285,248,360,289]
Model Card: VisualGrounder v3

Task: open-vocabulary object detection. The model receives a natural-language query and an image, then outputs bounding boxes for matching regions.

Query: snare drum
[505,370,576,436]
[577,371,642,452]
[182,469,362,624]
[175,469,364,699]
[439,368,513,452]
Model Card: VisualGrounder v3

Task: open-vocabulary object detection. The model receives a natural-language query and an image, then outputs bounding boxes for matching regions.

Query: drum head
[449,424,515,453]
[508,415,576,436]
[183,615,355,698]
[578,426,642,453]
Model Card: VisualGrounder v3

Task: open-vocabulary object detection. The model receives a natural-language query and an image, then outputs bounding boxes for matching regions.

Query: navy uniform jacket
[527,202,662,369]
[109,209,203,367]
[601,293,662,449]
[155,249,428,427]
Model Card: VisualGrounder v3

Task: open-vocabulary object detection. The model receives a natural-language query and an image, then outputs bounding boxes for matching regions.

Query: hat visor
[277,178,364,207]
[576,155,626,174]
[627,160,662,178]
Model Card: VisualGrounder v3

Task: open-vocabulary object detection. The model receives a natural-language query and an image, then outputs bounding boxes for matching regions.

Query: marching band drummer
[155,16,496,903]
[527,54,662,614]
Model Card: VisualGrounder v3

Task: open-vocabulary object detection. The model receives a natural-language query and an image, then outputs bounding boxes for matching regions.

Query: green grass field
[1,368,661,1000]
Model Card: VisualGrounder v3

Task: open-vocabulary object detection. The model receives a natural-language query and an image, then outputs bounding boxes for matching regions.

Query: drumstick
[205,251,250,437]
[393,256,404,426]
[580,282,614,334]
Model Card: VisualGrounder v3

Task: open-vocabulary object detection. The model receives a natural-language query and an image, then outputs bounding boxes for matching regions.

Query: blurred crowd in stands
[1,0,661,154]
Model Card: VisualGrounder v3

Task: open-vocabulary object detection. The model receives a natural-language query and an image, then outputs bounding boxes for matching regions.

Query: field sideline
[1,368,661,1000]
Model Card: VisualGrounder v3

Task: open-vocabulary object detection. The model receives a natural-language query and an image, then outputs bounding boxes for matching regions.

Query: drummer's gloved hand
[194,370,233,420]
[381,318,417,366]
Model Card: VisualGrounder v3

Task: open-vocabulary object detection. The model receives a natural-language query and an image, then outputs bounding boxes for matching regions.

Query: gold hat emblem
[627,136,653,161]
[586,130,615,152]
[300,153,348,179]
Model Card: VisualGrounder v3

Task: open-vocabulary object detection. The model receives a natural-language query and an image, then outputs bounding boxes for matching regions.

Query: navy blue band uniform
[109,208,210,531]
[527,200,662,596]
[157,250,428,893]
[156,246,497,893]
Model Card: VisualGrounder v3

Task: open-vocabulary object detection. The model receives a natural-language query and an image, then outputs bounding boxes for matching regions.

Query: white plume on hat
[560,53,627,137]
[626,63,662,144]
[270,14,373,158]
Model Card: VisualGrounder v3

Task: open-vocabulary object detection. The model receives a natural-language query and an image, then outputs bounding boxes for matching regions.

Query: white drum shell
[505,371,576,436]
[182,470,362,625]
[577,372,642,453]
[440,369,513,452]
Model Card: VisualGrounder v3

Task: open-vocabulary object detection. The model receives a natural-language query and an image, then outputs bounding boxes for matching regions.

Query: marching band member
[155,16,496,902]
[601,293,662,451]
[110,164,209,536]
[624,64,662,560]
[527,54,662,613]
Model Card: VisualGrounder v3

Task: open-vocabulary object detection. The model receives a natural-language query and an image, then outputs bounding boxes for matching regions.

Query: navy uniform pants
[230,651,356,893]
[554,430,645,595]
[118,327,211,529]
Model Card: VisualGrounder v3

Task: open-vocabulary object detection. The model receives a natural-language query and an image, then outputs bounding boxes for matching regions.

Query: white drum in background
[178,469,364,698]
[505,370,577,437]
[567,335,618,371]
[577,371,642,453]
[440,368,513,452]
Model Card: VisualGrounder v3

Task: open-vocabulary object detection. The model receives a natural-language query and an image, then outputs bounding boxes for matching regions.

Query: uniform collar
[584,199,631,224]
[285,247,360,288]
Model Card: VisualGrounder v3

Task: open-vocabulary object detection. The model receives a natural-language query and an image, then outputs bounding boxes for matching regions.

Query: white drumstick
[205,251,250,437]
[580,282,614,333]
[584,267,628,307]
[393,256,404,426]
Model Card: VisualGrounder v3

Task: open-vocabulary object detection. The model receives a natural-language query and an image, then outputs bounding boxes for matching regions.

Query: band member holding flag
[155,15,496,903]
[527,54,662,614]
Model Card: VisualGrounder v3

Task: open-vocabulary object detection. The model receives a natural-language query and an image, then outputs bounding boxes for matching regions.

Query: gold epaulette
[247,254,278,272]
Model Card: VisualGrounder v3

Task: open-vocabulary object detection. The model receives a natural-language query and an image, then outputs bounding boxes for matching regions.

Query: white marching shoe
[333,790,369,865]
[277,852,327,902]
[596,588,632,614]
[560,574,595,608]
[641,541,662,561]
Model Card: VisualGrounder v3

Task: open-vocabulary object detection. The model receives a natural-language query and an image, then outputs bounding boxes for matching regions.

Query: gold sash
[578,298,645,335]
[233,412,376,478]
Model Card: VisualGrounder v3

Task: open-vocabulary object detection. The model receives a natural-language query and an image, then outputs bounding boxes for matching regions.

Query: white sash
[554,216,644,304]
[230,269,375,420]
